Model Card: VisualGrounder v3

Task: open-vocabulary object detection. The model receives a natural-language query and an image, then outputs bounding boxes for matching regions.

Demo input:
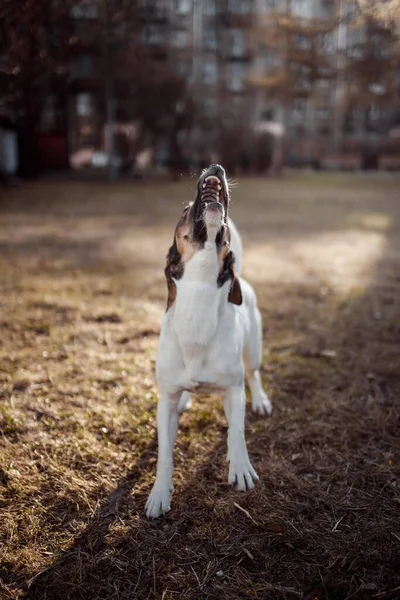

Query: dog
[145,164,271,519]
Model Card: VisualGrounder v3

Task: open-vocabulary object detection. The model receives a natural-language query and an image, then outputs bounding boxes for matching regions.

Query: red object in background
[36,133,69,170]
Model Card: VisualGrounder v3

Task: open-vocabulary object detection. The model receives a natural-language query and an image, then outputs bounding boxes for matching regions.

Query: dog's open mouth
[193,165,229,226]
[201,175,223,206]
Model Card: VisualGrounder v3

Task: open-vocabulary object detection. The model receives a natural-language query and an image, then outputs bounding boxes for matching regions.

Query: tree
[0,0,73,175]
[0,0,194,178]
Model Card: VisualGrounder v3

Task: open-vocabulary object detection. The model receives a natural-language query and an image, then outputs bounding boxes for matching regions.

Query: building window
[142,24,166,44]
[70,2,99,19]
[203,28,217,50]
[292,124,306,139]
[293,33,312,50]
[344,107,359,134]
[172,28,189,47]
[175,0,191,15]
[227,62,245,91]
[228,0,253,14]
[368,82,386,96]
[39,96,57,132]
[292,98,306,119]
[255,49,275,73]
[316,106,332,119]
[291,63,312,92]
[318,124,331,136]
[204,0,216,15]
[70,54,95,80]
[370,33,388,59]
[229,29,245,57]
[346,1,360,21]
[290,0,310,18]
[76,93,94,117]
[176,59,191,78]
[365,104,380,132]
[317,78,330,88]
[319,0,335,18]
[347,27,365,58]
[202,60,218,84]
[320,32,334,55]
[203,96,217,115]
[260,0,277,11]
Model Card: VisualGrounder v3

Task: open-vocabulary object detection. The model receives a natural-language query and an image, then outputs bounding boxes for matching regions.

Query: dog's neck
[172,240,228,362]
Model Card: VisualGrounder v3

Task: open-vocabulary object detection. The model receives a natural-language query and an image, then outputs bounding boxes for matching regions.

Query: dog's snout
[207,164,225,177]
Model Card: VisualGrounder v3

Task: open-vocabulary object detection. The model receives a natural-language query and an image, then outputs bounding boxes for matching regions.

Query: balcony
[276,13,336,35]
[247,69,291,93]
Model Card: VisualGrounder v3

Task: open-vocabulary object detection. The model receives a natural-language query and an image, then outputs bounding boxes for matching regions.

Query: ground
[0,173,399,600]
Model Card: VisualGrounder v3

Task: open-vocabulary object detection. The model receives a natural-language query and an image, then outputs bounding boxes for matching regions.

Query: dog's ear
[165,240,183,310]
[166,277,177,311]
[218,250,242,305]
[228,275,242,305]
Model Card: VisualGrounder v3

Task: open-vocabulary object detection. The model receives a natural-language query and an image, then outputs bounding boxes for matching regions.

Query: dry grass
[0,173,399,600]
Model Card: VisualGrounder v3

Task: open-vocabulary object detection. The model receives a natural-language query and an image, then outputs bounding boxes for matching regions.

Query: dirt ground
[0,173,399,600]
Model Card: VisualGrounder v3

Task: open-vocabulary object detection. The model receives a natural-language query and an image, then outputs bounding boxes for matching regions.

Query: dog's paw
[178,391,192,413]
[228,458,259,491]
[145,484,172,519]
[252,390,272,417]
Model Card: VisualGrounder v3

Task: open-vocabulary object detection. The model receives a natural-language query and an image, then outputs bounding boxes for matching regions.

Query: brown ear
[228,276,242,305]
[165,240,184,311]
[218,250,242,305]
[166,278,177,310]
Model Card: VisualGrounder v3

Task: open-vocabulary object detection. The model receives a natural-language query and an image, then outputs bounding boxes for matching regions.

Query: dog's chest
[157,245,246,393]
[172,295,241,391]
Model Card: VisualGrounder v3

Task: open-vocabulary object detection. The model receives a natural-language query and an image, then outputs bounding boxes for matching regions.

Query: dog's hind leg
[178,391,192,413]
[244,302,272,417]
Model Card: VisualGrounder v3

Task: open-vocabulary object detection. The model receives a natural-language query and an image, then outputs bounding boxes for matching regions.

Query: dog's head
[165,164,242,310]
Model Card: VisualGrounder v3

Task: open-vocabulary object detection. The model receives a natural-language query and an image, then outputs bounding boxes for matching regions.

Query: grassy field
[1,173,399,600]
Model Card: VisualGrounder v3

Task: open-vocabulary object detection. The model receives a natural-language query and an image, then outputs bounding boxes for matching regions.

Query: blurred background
[0,0,399,182]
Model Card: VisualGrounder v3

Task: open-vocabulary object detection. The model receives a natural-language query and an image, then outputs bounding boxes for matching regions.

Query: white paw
[178,391,192,413]
[252,390,272,416]
[228,458,259,491]
[145,484,172,519]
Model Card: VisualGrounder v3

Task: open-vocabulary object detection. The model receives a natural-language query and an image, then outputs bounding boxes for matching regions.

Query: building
[173,0,400,169]
[36,0,400,172]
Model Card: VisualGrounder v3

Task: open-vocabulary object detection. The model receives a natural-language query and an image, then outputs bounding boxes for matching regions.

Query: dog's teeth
[217,183,222,190]
[202,183,206,188]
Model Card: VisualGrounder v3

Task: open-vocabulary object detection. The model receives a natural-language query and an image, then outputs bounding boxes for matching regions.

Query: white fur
[145,217,271,519]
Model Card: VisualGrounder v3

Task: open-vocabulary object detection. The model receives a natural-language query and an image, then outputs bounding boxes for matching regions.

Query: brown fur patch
[217,248,242,305]
[228,276,242,305]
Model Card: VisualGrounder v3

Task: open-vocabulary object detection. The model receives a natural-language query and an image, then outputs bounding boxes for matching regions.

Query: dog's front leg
[224,386,259,491]
[146,392,179,519]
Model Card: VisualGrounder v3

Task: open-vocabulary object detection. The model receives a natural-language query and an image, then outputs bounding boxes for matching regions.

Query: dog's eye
[183,235,189,240]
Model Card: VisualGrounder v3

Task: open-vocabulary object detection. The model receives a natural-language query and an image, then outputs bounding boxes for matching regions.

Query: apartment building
[48,0,399,170]
[170,0,399,167]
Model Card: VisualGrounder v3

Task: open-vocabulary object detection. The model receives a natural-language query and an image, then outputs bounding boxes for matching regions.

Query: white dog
[146,164,271,519]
